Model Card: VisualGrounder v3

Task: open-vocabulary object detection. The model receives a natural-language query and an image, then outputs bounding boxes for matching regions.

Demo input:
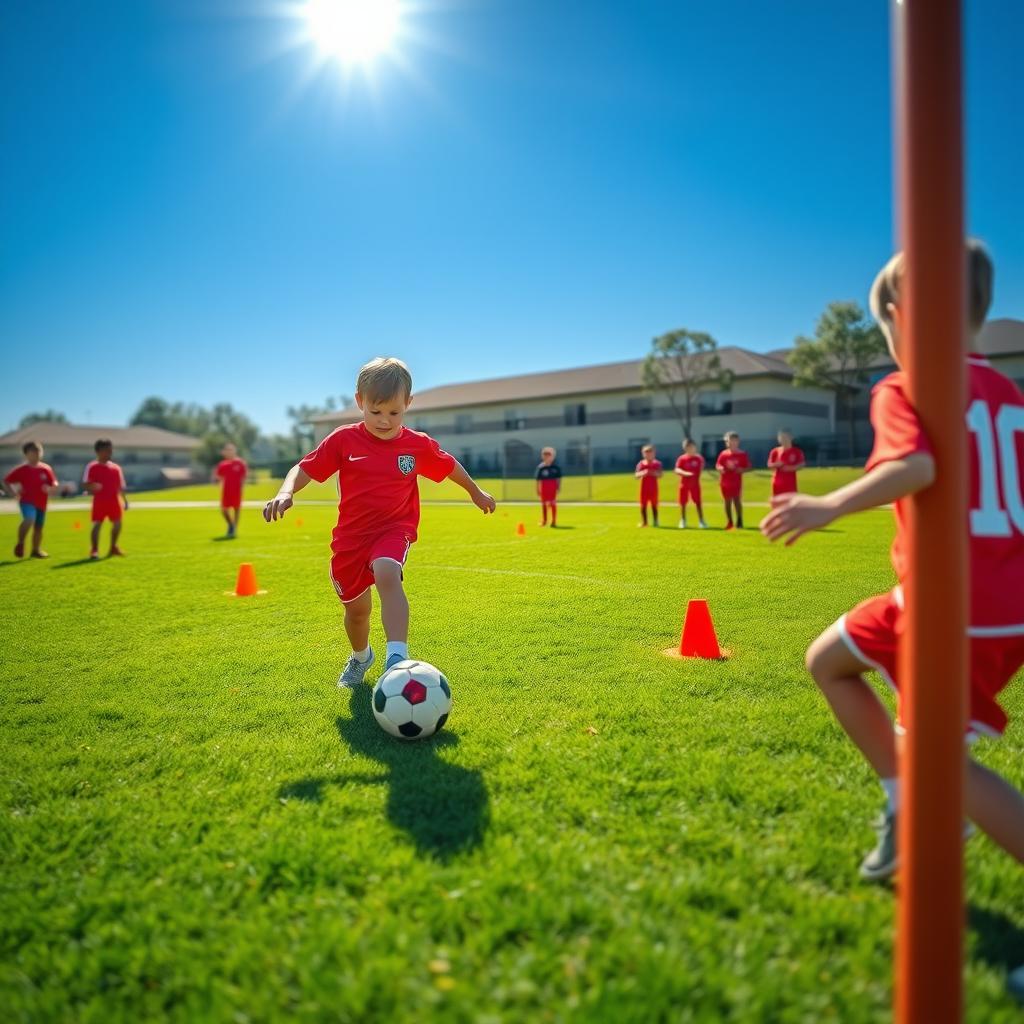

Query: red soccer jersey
[675,454,705,489]
[636,459,663,498]
[299,423,456,547]
[4,462,56,510]
[83,461,125,511]
[866,356,1024,631]
[216,458,248,508]
[716,449,750,493]
[769,445,805,494]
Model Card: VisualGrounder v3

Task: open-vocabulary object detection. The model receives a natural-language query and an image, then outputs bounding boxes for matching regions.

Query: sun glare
[304,0,401,65]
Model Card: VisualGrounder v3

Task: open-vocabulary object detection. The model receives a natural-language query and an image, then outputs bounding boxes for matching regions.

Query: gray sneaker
[860,811,898,881]
[337,650,374,689]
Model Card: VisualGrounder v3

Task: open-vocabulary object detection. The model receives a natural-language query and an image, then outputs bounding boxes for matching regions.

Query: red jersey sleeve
[3,466,17,486]
[865,375,933,472]
[83,462,96,485]
[215,461,225,480]
[299,430,345,483]
[416,435,456,483]
[675,456,685,470]
[739,452,751,470]
[715,452,727,470]
[768,447,781,467]
[44,465,57,486]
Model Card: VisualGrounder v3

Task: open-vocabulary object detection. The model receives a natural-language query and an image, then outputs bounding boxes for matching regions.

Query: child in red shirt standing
[762,243,1024,896]
[767,430,805,496]
[3,440,58,559]
[264,357,496,688]
[716,432,751,530]
[83,439,128,559]
[635,444,663,527]
[674,439,707,529]
[213,442,248,538]
[535,446,562,527]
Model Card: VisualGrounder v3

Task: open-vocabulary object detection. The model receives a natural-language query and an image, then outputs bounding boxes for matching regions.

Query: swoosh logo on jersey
[348,455,368,461]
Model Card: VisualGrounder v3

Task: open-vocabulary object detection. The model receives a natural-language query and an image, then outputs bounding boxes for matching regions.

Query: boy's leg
[338,588,374,688]
[735,498,744,529]
[652,502,659,528]
[696,497,706,526]
[723,496,734,527]
[806,624,898,780]
[679,498,686,528]
[15,514,31,556]
[640,502,648,526]
[221,508,232,533]
[110,519,123,554]
[550,499,556,527]
[966,756,1024,862]
[372,557,410,669]
[90,522,102,556]
[540,499,547,526]
[31,522,46,557]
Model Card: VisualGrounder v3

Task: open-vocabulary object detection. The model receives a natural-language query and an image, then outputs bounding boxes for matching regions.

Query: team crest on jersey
[397,455,416,476]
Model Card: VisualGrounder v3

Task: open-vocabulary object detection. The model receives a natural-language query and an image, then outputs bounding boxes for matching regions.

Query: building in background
[0,423,200,491]
[312,319,1024,476]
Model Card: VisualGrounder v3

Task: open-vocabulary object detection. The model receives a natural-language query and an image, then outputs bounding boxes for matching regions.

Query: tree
[130,397,211,437]
[128,397,262,468]
[642,330,734,440]
[789,301,888,457]
[19,410,68,428]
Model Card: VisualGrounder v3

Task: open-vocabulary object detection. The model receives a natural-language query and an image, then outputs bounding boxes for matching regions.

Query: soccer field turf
[2,501,1023,1022]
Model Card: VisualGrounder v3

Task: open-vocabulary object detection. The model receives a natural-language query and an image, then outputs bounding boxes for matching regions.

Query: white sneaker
[699,521,708,529]
[678,519,686,529]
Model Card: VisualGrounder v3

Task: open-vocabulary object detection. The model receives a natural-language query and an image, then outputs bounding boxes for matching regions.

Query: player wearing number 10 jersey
[762,242,1024,894]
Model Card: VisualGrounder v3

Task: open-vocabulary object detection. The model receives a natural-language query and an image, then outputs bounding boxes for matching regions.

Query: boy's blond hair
[642,444,655,455]
[357,357,413,404]
[870,239,993,336]
[723,431,739,442]
[541,446,556,457]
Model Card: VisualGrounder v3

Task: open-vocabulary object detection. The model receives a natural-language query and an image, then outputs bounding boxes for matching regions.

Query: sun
[303,0,402,65]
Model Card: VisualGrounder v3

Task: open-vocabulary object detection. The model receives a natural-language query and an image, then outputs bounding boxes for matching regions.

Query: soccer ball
[372,660,452,740]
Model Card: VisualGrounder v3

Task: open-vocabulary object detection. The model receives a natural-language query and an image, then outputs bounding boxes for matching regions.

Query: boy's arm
[447,461,496,514]
[761,453,935,546]
[264,465,312,521]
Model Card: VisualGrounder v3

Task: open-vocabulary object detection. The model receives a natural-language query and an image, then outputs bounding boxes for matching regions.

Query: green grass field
[2,493,1023,1022]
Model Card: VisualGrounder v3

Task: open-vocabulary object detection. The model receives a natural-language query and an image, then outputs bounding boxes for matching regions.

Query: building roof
[0,422,201,450]
[313,345,796,423]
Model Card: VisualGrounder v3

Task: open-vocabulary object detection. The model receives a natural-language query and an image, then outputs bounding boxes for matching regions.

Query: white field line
[414,563,626,587]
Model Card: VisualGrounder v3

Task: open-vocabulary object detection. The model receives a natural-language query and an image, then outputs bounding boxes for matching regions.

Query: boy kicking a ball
[761,242,1024,892]
[83,439,128,559]
[3,440,58,559]
[264,357,496,688]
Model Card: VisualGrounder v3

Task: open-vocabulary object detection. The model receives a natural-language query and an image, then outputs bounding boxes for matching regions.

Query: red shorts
[329,529,412,605]
[539,481,558,502]
[91,502,123,523]
[720,485,742,499]
[772,476,797,495]
[221,491,242,510]
[679,483,702,505]
[838,589,1024,739]
[640,486,659,507]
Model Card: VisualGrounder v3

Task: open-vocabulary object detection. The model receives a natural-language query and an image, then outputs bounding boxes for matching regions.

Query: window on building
[123,452,138,464]
[564,403,587,426]
[504,410,526,431]
[627,397,652,420]
[455,413,473,434]
[698,392,732,416]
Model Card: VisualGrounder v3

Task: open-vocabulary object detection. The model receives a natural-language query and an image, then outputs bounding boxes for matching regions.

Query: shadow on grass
[279,687,489,860]
[51,557,101,570]
[0,559,32,569]
[969,904,1024,973]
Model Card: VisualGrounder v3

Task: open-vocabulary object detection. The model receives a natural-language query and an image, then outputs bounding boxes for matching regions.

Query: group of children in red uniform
[5,438,249,559]
[628,429,805,531]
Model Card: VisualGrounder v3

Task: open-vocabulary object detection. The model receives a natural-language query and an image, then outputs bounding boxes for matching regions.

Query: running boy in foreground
[264,357,497,687]
[761,242,1024,889]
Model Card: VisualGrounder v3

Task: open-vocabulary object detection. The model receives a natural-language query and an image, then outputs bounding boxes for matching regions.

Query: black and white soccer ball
[372,660,452,740]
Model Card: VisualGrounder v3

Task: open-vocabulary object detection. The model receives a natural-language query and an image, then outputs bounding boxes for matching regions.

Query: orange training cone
[678,599,723,659]
[516,522,526,536]
[72,521,81,530]
[234,563,260,597]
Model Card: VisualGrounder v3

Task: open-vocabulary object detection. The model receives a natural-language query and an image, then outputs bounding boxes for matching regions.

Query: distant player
[674,439,707,529]
[83,439,128,559]
[767,430,805,495]
[761,242,1024,898]
[635,444,663,527]
[535,446,562,527]
[263,357,496,688]
[213,442,248,538]
[716,432,751,530]
[3,440,58,559]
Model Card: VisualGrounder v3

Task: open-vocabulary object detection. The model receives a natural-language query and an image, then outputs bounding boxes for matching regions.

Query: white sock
[386,641,409,662]
[880,777,900,813]
[353,647,372,663]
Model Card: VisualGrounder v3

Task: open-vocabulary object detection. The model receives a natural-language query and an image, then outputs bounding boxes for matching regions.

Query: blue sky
[1,0,1022,436]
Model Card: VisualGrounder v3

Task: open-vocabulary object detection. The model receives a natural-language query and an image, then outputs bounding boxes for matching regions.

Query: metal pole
[894,1,967,1021]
